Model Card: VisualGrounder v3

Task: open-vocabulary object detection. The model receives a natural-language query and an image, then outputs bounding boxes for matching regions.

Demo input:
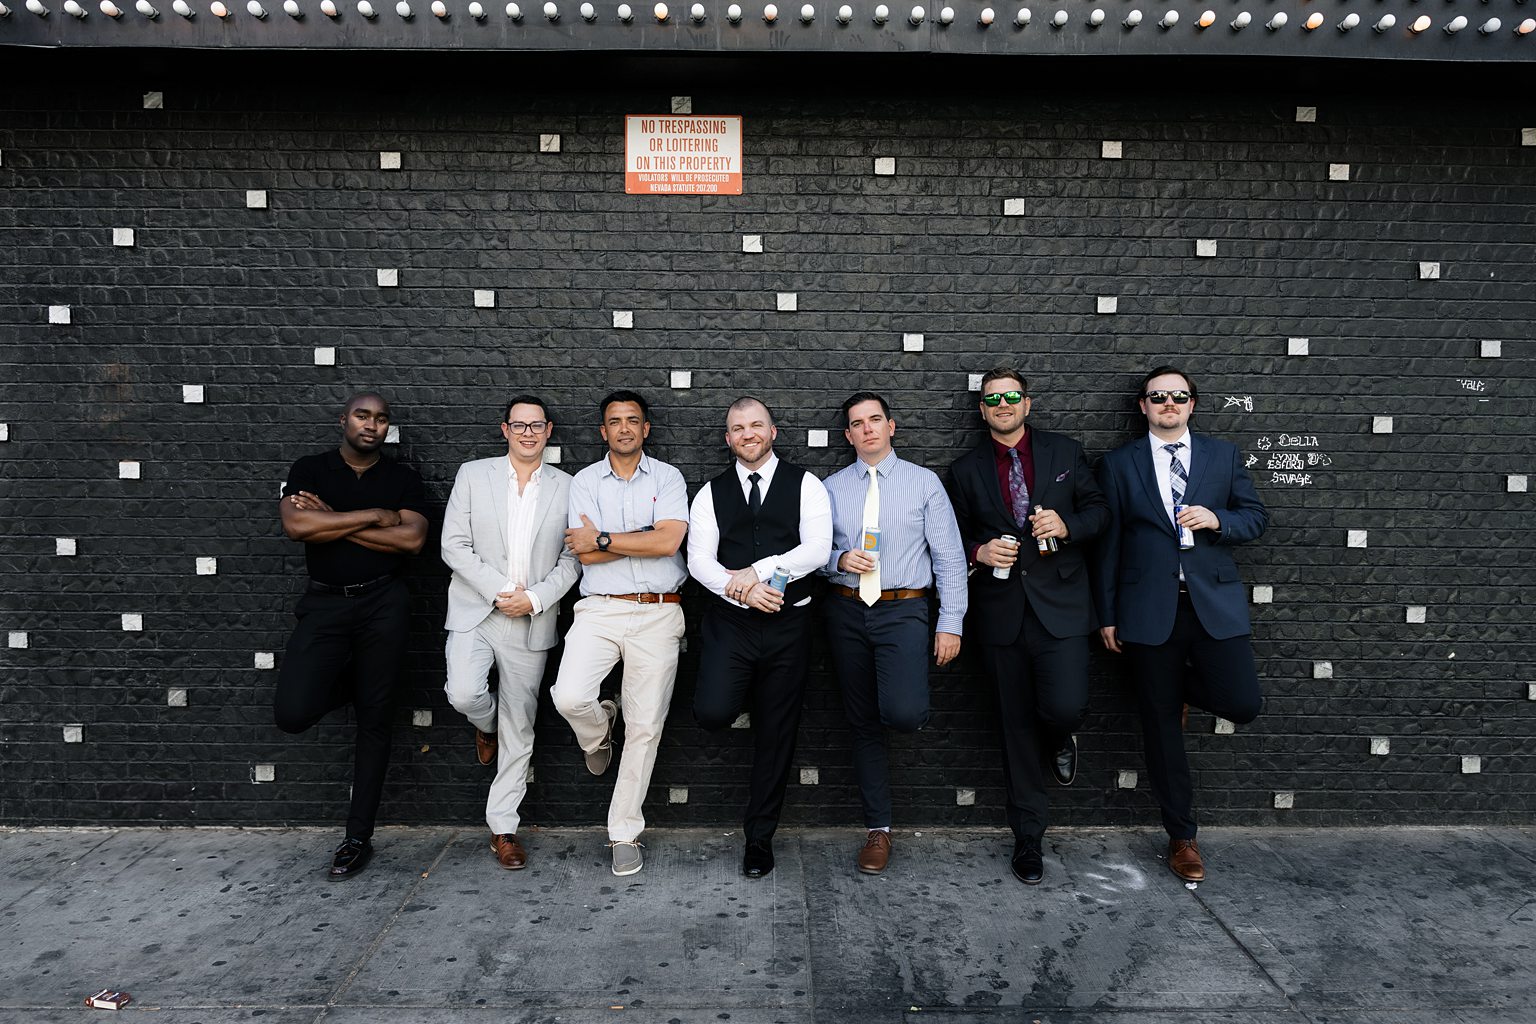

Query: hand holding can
[992,535,1019,579]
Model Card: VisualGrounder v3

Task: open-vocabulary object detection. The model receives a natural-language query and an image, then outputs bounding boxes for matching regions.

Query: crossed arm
[280,492,428,555]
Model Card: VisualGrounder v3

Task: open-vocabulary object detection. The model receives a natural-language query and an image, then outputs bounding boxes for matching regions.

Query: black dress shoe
[328,837,373,881]
[742,839,775,879]
[1011,836,1044,885]
[1051,735,1079,787]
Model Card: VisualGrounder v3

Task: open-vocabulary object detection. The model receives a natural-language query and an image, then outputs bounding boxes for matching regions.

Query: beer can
[993,535,1018,580]
[862,526,881,561]
[769,566,790,592]
[1173,504,1196,550]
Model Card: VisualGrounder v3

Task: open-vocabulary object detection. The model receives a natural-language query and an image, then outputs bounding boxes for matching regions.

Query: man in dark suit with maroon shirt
[947,366,1109,886]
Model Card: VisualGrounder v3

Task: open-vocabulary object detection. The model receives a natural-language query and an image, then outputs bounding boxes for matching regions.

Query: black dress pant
[693,599,814,843]
[822,594,931,830]
[1123,592,1263,840]
[981,603,1090,843]
[273,579,410,842]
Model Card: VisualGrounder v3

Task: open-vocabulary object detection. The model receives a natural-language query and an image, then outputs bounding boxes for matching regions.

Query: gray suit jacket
[441,456,580,650]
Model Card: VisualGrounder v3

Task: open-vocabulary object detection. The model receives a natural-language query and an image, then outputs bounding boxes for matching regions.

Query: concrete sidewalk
[2,826,1532,1023]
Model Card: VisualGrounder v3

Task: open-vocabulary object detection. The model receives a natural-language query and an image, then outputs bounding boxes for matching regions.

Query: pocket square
[1055,470,1071,482]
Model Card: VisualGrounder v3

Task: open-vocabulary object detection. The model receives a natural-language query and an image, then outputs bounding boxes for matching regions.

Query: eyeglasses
[981,391,1025,407]
[1143,390,1192,405]
[506,420,548,434]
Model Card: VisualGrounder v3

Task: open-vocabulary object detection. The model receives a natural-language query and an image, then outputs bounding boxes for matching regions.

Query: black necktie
[748,472,762,518]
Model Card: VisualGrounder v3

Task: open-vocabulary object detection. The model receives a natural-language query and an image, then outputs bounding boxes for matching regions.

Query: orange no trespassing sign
[625,115,744,196]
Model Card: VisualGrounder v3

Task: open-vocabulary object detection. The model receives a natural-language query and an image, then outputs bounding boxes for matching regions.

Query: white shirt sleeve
[686,481,736,602]
[750,473,833,583]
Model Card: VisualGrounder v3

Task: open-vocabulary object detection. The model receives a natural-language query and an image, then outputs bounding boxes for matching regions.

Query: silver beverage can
[1173,504,1196,550]
[770,566,790,592]
[862,526,881,562]
[993,535,1018,579]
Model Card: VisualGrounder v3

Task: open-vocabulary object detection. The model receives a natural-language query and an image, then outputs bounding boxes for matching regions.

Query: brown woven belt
[602,592,683,605]
[832,585,930,602]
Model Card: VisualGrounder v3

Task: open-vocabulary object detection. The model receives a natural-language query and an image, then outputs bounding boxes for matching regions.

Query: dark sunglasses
[981,391,1025,407]
[1143,390,1192,405]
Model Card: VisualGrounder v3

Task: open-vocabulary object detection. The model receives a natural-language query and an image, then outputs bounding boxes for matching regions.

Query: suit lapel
[530,465,560,535]
[489,458,510,548]
[974,438,1018,529]
[1184,434,1213,500]
[1029,430,1058,510]
[1132,440,1173,535]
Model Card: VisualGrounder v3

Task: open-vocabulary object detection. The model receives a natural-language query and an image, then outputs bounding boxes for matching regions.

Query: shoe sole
[612,862,643,877]
[587,702,619,775]
[856,864,887,875]
[1012,870,1043,886]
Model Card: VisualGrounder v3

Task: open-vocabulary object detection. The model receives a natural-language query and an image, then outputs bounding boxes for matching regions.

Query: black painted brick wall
[2,53,1533,831]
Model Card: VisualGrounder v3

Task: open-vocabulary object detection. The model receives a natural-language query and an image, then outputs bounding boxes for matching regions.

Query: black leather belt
[308,574,397,598]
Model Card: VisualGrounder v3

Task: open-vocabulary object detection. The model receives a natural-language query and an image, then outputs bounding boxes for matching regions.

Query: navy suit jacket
[946,430,1110,642]
[1092,433,1269,645]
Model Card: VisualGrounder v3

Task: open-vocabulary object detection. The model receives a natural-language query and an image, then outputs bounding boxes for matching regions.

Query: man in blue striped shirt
[819,392,968,875]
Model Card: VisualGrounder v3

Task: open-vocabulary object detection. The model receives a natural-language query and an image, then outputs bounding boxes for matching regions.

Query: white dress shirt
[504,459,546,615]
[1149,430,1192,582]
[687,453,833,609]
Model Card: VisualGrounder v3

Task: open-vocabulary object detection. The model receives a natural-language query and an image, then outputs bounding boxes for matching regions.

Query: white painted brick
[670,95,692,113]
[1461,755,1481,774]
[1295,105,1317,123]
[254,651,276,670]
[379,150,402,170]
[1418,261,1441,280]
[48,305,71,325]
[113,227,136,247]
[731,713,751,729]
[412,709,433,727]
[1287,337,1310,357]
[777,292,798,312]
[902,333,924,352]
[168,688,189,707]
[1347,529,1368,548]
[1313,660,1333,680]
[1101,140,1123,159]
[1508,475,1528,493]
[1328,163,1350,181]
[1252,584,1273,604]
[196,557,218,576]
[252,764,276,783]
[543,446,562,465]
[1195,239,1217,258]
[314,347,337,366]
[1406,605,1427,624]
[385,424,400,445]
[1214,718,1235,735]
[8,631,28,649]
[474,289,496,308]
[121,613,143,632]
[955,788,976,806]
[742,234,764,253]
[182,384,205,404]
[873,156,896,176]
[968,373,983,392]
[376,268,399,287]
[525,766,536,784]
[1273,791,1295,809]
[0,424,7,442]
[799,767,819,785]
[143,91,165,109]
[1481,339,1501,358]
[1002,198,1026,216]
[1522,128,1536,147]
[539,133,561,153]
[1527,683,1536,701]
[245,189,268,209]
[119,461,141,480]
[668,787,689,803]
[612,310,633,329]
[1096,296,1118,315]
[807,429,829,448]
[63,724,85,744]
[670,370,693,389]
[56,538,77,556]
[1372,416,1393,434]
[1116,770,1138,790]
[1370,737,1390,755]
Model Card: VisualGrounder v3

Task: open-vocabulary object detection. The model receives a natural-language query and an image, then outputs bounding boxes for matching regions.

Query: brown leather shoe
[856,830,892,875]
[1167,838,1205,882]
[491,833,527,870]
[475,728,497,766]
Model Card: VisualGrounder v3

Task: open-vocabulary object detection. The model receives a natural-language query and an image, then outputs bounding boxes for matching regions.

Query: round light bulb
[1051,7,1066,25]
[1123,9,1140,27]
[1373,13,1394,31]
[210,0,228,14]
[690,0,704,17]
[872,2,886,21]
[1337,12,1358,30]
[26,0,48,12]
[432,0,448,15]
[245,0,264,16]
[978,6,992,23]
[1518,18,1535,36]
[1229,11,1249,29]
[285,0,302,14]
[582,0,597,17]
[172,0,192,15]
[1265,11,1285,29]
[938,4,952,22]
[395,0,410,15]
[908,4,923,23]
[1014,4,1028,24]
[100,0,120,16]
[724,1,738,18]
[1410,14,1430,32]
[1443,14,1465,32]
[135,0,157,12]
[542,0,555,15]
[1089,7,1103,24]
[761,1,774,19]
[1303,12,1322,29]
[64,0,85,15]
[467,0,483,15]
[800,1,813,19]
[1477,17,1499,33]
[654,0,667,18]
[505,1,521,17]
[1196,9,1213,27]
[836,2,850,20]
[618,1,632,18]
[1158,8,1176,27]
[320,0,336,13]
[357,0,374,15]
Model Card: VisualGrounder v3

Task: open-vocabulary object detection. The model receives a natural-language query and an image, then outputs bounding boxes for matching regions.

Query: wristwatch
[596,531,612,552]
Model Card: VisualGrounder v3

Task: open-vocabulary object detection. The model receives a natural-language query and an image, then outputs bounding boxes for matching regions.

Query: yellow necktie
[860,468,881,606]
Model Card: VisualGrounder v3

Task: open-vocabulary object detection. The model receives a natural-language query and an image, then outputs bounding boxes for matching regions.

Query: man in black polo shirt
[276,392,429,880]
[686,397,832,879]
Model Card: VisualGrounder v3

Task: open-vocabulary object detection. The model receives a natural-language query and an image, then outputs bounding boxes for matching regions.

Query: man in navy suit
[947,366,1109,885]
[1093,365,1269,883]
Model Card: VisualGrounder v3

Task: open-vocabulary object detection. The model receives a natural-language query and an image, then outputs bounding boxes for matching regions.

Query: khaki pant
[551,596,685,842]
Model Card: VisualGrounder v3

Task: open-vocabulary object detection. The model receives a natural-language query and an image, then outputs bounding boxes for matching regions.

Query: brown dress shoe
[475,729,497,766]
[856,830,892,875]
[491,833,527,870]
[1167,838,1205,882]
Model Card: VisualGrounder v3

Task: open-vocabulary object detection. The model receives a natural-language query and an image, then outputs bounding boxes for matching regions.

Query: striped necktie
[1163,442,1187,512]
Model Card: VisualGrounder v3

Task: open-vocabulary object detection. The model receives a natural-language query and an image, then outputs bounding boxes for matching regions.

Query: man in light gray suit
[441,395,581,870]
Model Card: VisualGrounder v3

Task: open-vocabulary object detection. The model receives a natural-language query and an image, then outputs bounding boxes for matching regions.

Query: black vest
[711,460,814,606]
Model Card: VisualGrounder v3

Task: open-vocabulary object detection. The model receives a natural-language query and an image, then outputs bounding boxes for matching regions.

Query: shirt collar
[736,452,779,487]
[990,431,1029,459]
[1148,430,1192,453]
[600,452,652,479]
[856,449,899,479]
[507,458,545,484]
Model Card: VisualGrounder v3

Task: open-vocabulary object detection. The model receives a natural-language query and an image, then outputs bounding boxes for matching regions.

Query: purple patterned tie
[1007,448,1031,524]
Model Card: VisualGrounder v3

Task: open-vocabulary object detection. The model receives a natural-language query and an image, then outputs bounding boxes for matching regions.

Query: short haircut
[344,391,389,413]
[840,391,890,425]
[1137,365,1197,403]
[504,394,551,422]
[979,366,1028,396]
[726,395,776,428]
[599,390,650,422]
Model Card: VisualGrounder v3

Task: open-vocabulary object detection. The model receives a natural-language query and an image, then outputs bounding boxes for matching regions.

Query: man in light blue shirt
[552,390,689,877]
[820,392,968,875]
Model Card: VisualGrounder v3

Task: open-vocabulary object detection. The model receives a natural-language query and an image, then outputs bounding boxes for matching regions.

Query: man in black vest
[687,397,832,879]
